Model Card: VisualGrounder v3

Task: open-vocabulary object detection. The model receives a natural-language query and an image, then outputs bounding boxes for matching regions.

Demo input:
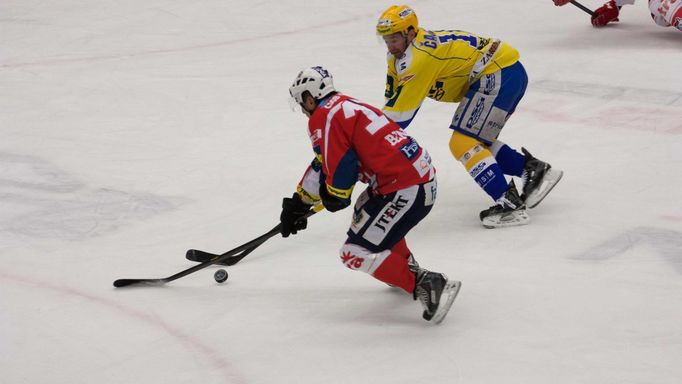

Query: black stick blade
[185,249,218,263]
[113,278,165,288]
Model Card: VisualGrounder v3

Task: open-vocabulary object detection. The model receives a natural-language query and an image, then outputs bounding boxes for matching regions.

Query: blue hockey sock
[490,142,525,177]
[470,159,509,201]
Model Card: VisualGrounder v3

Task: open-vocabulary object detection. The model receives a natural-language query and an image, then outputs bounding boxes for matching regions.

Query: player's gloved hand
[553,0,571,6]
[280,193,310,237]
[592,0,620,27]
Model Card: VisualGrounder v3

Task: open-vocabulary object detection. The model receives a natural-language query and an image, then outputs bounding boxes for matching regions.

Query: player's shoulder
[412,29,438,52]
[318,93,348,110]
[310,93,351,122]
[412,28,485,56]
[423,29,483,42]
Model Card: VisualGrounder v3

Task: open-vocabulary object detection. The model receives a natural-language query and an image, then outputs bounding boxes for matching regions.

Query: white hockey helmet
[289,66,336,105]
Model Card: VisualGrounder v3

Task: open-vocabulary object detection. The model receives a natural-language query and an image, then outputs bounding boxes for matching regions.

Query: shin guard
[340,242,416,293]
[449,131,509,201]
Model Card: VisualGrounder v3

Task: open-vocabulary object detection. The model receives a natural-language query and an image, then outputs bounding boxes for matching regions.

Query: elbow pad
[319,185,350,212]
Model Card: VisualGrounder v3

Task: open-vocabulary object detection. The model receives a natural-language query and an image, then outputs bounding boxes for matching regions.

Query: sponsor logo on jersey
[399,138,420,160]
[384,129,409,146]
[400,74,415,82]
[428,81,445,100]
[481,40,499,65]
[486,119,503,133]
[484,74,496,94]
[411,150,432,177]
[350,209,367,233]
[340,251,364,269]
[475,169,497,188]
[374,195,409,232]
[309,129,322,143]
[469,160,488,178]
[467,97,486,128]
[424,179,437,206]
[326,184,353,199]
[297,186,319,205]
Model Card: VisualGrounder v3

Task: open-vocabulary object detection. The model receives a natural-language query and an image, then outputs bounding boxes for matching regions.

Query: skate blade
[526,168,563,209]
[432,280,462,324]
[481,210,530,229]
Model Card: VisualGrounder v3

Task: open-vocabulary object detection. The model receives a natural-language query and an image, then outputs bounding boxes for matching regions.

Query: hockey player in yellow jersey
[376,5,564,228]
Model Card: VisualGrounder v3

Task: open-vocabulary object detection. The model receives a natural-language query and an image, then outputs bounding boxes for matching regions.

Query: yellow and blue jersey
[382,28,520,128]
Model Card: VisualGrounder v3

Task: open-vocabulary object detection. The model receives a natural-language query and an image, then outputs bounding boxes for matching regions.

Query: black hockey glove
[319,184,350,213]
[280,193,310,238]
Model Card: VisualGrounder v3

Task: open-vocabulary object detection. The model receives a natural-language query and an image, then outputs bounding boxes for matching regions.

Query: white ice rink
[2,1,681,383]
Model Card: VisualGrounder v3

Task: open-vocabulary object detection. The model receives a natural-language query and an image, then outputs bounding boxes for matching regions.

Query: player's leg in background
[489,61,563,208]
[449,132,510,203]
[448,80,528,228]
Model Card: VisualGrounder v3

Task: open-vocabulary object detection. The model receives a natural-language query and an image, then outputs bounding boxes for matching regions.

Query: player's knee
[339,243,389,274]
[449,131,490,167]
[449,131,479,159]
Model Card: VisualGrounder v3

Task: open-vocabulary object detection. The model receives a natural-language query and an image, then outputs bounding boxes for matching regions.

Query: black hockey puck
[214,269,228,283]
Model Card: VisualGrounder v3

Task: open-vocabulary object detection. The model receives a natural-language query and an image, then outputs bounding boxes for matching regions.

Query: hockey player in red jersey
[554,0,682,30]
[280,66,461,324]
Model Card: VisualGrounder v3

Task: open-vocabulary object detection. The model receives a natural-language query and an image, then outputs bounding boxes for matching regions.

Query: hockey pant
[448,61,528,201]
[340,179,437,294]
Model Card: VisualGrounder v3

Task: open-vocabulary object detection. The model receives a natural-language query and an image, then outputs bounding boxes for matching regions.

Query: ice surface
[1,1,681,383]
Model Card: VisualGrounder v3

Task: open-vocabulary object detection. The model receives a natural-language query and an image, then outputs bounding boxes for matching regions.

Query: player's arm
[382,55,439,129]
[296,156,323,205]
[320,149,358,212]
[319,116,359,212]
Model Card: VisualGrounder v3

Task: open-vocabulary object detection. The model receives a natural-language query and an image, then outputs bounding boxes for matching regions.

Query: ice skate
[407,253,420,271]
[521,148,563,209]
[413,269,462,324]
[479,180,530,229]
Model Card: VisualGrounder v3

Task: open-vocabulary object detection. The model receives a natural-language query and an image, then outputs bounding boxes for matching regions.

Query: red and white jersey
[298,93,435,202]
[648,0,682,29]
[615,0,682,30]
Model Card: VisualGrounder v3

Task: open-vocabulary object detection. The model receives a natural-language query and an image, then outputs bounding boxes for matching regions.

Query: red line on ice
[0,272,248,384]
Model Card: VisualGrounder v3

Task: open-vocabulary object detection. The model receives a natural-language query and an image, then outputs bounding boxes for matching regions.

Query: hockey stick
[185,232,267,266]
[570,0,595,16]
[186,204,325,266]
[113,209,319,288]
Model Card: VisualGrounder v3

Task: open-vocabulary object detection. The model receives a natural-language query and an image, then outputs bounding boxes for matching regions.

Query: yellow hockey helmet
[376,5,418,36]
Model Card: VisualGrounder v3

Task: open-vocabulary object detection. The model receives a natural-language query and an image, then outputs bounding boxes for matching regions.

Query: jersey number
[428,81,445,100]
[342,101,389,135]
[438,33,478,48]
